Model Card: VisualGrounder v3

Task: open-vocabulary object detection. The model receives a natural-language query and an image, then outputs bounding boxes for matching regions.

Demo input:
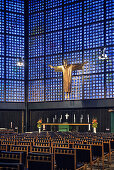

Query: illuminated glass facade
[0,0,114,103]
[0,0,24,102]
[28,0,114,102]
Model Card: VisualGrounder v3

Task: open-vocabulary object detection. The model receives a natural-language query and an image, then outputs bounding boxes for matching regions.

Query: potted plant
[92,119,98,133]
[37,119,42,133]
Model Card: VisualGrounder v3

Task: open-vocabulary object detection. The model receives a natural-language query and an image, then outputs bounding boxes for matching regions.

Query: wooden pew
[34,141,51,147]
[0,162,24,170]
[27,152,54,170]
[0,151,23,164]
[73,143,99,170]
[54,147,86,170]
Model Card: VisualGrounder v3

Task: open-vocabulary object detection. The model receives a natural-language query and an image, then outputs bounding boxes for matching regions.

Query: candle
[87,114,89,123]
[47,118,49,123]
[74,114,76,123]
[88,124,91,131]
[55,115,57,119]
[60,115,62,119]
[11,122,12,129]
[53,118,55,123]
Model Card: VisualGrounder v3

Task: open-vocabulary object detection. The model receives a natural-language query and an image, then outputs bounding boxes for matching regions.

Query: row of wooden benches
[0,140,113,169]
[0,132,114,170]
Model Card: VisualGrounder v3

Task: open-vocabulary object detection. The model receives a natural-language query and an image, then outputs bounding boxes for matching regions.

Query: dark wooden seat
[30,146,52,154]
[0,162,24,170]
[34,141,51,147]
[27,152,54,170]
[52,142,69,148]
[0,151,23,164]
[54,147,86,170]
[0,144,10,152]
[73,143,100,170]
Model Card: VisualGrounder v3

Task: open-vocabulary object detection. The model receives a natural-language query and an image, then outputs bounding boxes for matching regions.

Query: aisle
[87,152,114,170]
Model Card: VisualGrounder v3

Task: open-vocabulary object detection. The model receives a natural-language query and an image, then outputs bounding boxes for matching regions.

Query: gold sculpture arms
[72,62,88,71]
[48,65,63,72]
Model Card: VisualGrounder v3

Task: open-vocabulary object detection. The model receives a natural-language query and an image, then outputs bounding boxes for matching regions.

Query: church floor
[87,152,114,170]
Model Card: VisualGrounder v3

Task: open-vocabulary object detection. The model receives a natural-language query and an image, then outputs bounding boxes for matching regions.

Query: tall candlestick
[74,114,76,123]
[88,124,91,131]
[11,122,12,129]
[87,114,89,123]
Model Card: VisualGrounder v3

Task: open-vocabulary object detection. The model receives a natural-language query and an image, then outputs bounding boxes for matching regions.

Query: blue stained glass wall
[0,0,24,102]
[28,0,113,102]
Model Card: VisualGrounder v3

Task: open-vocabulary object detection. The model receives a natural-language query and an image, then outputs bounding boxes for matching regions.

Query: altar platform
[42,123,90,132]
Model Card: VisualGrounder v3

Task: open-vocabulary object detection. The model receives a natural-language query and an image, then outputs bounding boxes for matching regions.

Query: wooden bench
[27,153,54,170]
[73,143,99,170]
[0,151,23,164]
[54,147,86,170]
[0,162,24,170]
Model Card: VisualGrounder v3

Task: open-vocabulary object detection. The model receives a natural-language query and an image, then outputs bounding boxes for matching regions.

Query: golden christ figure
[49,59,87,99]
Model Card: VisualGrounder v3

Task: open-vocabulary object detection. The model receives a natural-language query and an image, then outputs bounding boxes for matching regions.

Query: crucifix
[49,59,87,99]
[65,113,69,120]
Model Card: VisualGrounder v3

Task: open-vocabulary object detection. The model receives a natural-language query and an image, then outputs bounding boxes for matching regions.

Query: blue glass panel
[6,58,24,80]
[6,13,24,36]
[46,7,62,32]
[64,0,79,5]
[46,31,62,55]
[28,80,44,102]
[0,0,4,10]
[29,35,44,57]
[6,0,24,14]
[84,0,104,24]
[0,56,4,78]
[84,49,104,74]
[45,55,62,78]
[6,35,24,57]
[46,0,62,9]
[0,11,4,33]
[84,23,104,49]
[45,78,62,101]
[29,57,44,80]
[29,12,44,36]
[64,27,82,52]
[84,74,104,99]
[106,20,114,46]
[64,2,82,28]
[106,73,114,98]
[106,47,114,72]
[6,80,25,102]
[29,0,44,13]
[0,34,4,56]
[0,80,4,101]
[106,0,114,19]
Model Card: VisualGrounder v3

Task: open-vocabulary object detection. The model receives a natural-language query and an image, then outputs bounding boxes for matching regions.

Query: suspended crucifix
[49,59,87,99]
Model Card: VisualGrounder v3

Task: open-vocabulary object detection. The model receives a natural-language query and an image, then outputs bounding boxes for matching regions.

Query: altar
[42,123,90,132]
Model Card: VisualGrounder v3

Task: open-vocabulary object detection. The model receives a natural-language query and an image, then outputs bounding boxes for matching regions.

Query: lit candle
[74,114,76,123]
[88,124,91,131]
[87,114,89,123]
[11,122,12,129]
